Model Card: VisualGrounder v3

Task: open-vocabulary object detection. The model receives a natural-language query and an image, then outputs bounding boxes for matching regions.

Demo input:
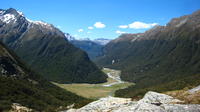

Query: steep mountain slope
[0,42,91,111]
[95,10,200,97]
[0,8,107,84]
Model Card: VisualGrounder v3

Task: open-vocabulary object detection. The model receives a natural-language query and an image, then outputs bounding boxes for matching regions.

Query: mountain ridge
[0,8,107,84]
[95,9,200,97]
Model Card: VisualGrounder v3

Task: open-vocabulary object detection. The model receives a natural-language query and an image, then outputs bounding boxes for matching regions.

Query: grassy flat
[53,68,134,99]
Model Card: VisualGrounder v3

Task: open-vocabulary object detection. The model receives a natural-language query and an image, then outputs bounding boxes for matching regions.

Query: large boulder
[65,91,200,112]
[67,96,133,112]
[138,91,182,104]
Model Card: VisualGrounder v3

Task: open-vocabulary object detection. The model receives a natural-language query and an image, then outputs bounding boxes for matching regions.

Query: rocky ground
[64,91,200,112]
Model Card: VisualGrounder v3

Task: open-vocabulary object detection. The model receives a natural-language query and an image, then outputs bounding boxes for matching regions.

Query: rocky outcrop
[9,103,33,112]
[65,91,200,112]
[138,91,182,104]
[66,96,133,112]
[188,85,200,94]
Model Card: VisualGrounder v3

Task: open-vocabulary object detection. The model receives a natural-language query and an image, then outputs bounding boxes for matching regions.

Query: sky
[1,0,200,39]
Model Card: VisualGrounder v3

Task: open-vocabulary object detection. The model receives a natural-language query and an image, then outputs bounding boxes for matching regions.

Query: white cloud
[118,25,128,29]
[116,30,126,34]
[88,26,94,30]
[78,29,84,32]
[94,22,106,28]
[129,21,158,29]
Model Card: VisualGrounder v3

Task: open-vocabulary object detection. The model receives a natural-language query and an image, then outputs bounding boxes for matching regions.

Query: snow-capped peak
[34,21,52,27]
[26,18,53,30]
[0,13,17,24]
[0,8,24,24]
[64,35,111,45]
[65,34,90,41]
[78,38,91,41]
[93,38,111,45]
[0,8,53,30]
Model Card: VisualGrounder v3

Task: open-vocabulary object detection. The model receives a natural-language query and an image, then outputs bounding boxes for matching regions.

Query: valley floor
[53,68,134,99]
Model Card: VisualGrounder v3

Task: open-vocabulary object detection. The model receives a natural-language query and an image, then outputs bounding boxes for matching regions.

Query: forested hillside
[95,10,200,97]
[0,42,91,111]
[0,8,107,84]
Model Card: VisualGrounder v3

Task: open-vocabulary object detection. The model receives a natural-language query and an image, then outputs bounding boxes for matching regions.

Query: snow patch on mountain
[131,38,138,42]
[0,13,17,24]
[93,38,111,45]
[17,11,23,16]
[0,10,5,15]
[65,35,111,45]
[0,9,53,30]
[34,21,52,28]
[26,18,53,30]
[175,18,188,27]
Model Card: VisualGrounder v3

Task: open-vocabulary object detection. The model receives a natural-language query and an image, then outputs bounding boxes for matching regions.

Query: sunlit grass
[53,68,134,99]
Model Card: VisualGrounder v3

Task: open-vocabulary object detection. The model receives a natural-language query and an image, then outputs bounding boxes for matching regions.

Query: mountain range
[65,34,110,60]
[65,34,110,45]
[95,10,200,97]
[0,8,107,84]
[1,7,200,112]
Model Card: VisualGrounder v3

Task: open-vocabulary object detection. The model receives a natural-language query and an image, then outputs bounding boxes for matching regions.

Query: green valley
[54,68,134,99]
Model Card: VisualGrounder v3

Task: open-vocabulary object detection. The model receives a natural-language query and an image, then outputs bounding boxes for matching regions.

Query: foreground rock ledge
[64,91,200,112]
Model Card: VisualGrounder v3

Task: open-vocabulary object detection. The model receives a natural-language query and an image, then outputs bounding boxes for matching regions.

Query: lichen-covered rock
[9,103,33,112]
[138,91,183,104]
[188,85,200,94]
[67,96,132,112]
[163,104,200,112]
[64,91,200,112]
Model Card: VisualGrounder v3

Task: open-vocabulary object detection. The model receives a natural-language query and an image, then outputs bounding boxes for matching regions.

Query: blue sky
[1,0,200,39]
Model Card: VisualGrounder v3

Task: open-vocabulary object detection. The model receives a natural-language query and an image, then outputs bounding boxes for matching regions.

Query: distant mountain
[95,10,200,97]
[65,36,111,60]
[0,42,91,111]
[65,33,76,41]
[93,38,111,45]
[70,40,104,60]
[0,8,107,84]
